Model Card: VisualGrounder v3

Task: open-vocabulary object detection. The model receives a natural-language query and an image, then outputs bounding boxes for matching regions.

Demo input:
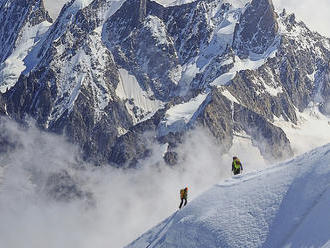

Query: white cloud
[0,119,267,248]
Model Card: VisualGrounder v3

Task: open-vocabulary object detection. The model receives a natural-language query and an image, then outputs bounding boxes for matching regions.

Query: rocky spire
[233,0,278,58]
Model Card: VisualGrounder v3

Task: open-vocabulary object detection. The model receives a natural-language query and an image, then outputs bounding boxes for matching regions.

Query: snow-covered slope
[127,143,330,248]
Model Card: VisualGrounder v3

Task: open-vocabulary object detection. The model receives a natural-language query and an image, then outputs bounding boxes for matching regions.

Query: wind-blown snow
[127,143,330,248]
[0,119,268,248]
[116,69,163,124]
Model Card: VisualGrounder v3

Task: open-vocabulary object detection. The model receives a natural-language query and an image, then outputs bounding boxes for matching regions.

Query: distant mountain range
[0,0,329,166]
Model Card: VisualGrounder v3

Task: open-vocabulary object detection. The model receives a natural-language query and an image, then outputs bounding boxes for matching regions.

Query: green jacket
[232,159,243,171]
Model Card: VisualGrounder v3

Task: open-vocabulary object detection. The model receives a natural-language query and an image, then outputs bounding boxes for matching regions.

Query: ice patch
[263,83,283,97]
[116,69,163,124]
[158,93,209,135]
[144,16,168,46]
[72,0,94,9]
[166,93,209,126]
[221,89,239,103]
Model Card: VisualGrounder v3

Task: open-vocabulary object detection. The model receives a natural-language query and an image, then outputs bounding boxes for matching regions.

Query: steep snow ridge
[127,143,330,247]
[0,21,51,93]
[116,69,164,124]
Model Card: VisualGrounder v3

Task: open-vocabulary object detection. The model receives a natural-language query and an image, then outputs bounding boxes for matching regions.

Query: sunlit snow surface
[127,143,330,248]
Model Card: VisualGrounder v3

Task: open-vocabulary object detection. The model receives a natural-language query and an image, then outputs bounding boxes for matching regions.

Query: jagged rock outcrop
[233,0,278,58]
[0,0,52,63]
[3,0,133,163]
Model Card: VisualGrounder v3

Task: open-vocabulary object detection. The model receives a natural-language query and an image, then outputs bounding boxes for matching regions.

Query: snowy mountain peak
[0,0,329,166]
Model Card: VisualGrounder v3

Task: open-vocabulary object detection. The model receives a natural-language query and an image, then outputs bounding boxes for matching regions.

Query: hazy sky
[44,0,329,37]
[272,0,329,37]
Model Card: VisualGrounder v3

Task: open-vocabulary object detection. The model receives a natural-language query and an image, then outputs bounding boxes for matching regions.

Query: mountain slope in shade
[126,143,330,248]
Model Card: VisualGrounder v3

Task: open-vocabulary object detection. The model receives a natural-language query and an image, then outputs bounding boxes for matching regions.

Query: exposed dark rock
[164,151,178,166]
[233,0,278,58]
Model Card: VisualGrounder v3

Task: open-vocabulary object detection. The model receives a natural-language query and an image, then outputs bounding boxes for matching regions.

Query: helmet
[233,156,238,160]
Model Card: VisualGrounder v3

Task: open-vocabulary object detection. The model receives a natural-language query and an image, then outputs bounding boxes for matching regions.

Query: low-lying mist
[0,118,269,248]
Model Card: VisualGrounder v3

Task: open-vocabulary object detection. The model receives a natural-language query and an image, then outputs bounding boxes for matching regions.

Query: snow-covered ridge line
[127,143,330,247]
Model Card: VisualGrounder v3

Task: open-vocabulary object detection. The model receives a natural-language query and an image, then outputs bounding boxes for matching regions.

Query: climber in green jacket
[232,156,243,175]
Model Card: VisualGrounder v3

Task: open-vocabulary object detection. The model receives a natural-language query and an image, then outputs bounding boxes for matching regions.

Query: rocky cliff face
[0,0,329,166]
[233,0,278,57]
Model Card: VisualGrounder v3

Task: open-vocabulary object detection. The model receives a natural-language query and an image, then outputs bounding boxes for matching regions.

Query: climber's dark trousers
[179,198,187,209]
